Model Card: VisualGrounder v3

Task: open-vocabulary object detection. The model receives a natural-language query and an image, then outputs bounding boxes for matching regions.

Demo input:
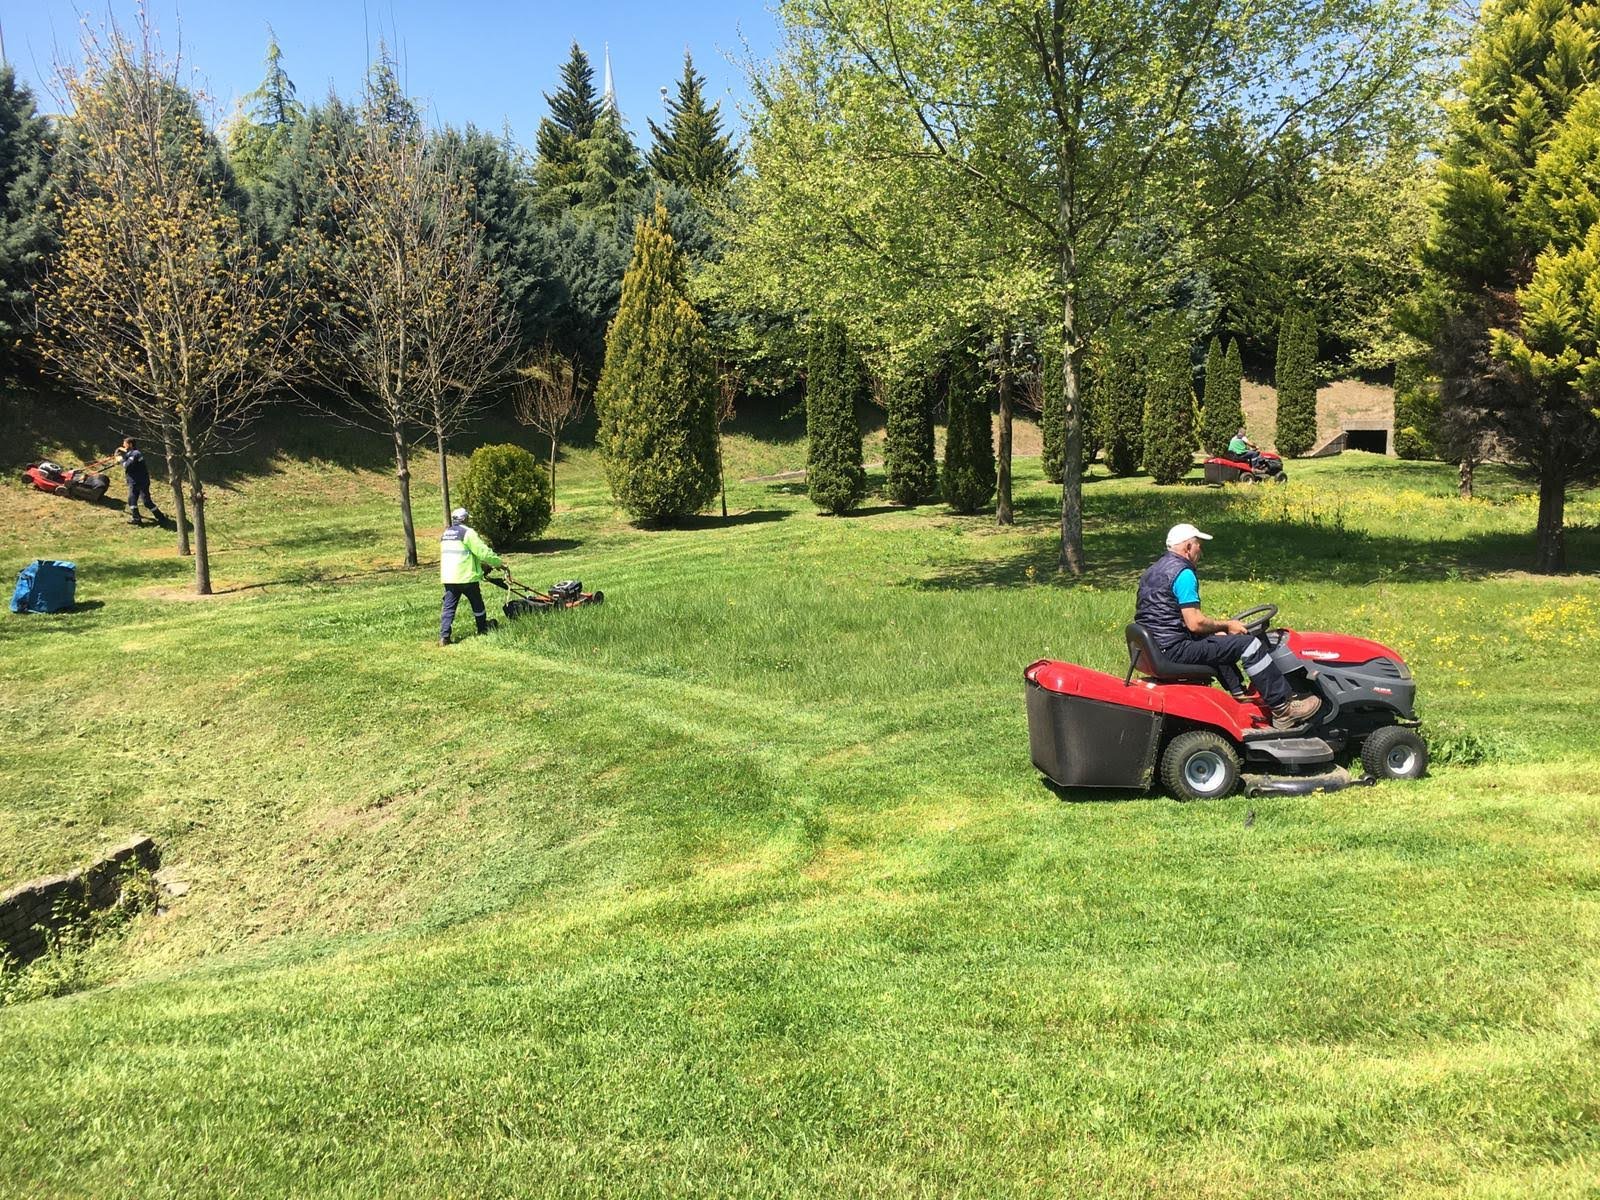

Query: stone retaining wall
[0,836,160,968]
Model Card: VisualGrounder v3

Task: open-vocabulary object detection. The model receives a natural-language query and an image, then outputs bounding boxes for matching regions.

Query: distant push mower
[22,460,112,503]
[485,570,604,618]
[1026,605,1427,801]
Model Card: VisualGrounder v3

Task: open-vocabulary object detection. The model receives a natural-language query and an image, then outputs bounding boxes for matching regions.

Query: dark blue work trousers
[1160,633,1292,708]
[441,583,487,641]
[127,478,158,515]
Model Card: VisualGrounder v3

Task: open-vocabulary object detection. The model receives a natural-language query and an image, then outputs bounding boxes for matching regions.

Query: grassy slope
[2,393,1599,1198]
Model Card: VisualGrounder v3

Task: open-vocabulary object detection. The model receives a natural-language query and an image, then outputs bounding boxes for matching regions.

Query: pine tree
[226,30,304,193]
[1098,346,1144,476]
[0,67,56,374]
[534,44,644,223]
[647,52,738,192]
[804,324,866,513]
[883,367,937,505]
[942,350,996,511]
[595,198,720,521]
[1275,306,1318,456]
[1142,345,1198,484]
[572,109,645,225]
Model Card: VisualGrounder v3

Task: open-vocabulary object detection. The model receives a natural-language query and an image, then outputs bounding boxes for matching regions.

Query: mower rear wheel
[1361,726,1427,780]
[1161,731,1241,802]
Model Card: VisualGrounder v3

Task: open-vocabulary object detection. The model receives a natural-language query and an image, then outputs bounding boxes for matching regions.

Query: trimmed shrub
[1275,306,1318,457]
[459,443,552,546]
[883,368,938,505]
[805,323,867,513]
[942,350,996,512]
[1098,345,1144,476]
[1393,359,1441,460]
[595,198,720,522]
[1142,345,1198,484]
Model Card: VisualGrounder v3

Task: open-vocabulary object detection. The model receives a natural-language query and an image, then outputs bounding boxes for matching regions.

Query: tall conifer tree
[942,351,996,512]
[1142,346,1198,484]
[1275,306,1318,456]
[804,323,866,513]
[1199,335,1246,455]
[1098,345,1144,476]
[0,67,55,373]
[595,198,719,520]
[647,52,738,191]
[883,368,938,505]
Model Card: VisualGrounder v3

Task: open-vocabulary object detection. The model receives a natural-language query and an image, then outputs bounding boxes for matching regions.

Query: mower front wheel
[1161,731,1241,802]
[1361,726,1428,780]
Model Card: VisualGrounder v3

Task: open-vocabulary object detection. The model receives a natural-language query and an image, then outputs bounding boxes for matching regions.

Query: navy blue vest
[1135,551,1196,648]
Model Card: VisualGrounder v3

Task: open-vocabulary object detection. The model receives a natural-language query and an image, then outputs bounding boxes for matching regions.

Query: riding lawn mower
[1026,604,1427,801]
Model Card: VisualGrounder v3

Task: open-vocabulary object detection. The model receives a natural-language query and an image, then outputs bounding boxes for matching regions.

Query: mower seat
[1124,622,1219,685]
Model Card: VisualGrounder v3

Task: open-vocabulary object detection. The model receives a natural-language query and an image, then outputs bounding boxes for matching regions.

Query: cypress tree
[1142,345,1198,484]
[804,323,867,514]
[883,367,938,505]
[1197,336,1227,456]
[1275,306,1318,456]
[1040,357,1065,484]
[647,52,738,192]
[595,198,720,521]
[1078,357,1098,473]
[1224,338,1244,423]
[1098,346,1144,476]
[942,351,996,511]
[0,67,55,373]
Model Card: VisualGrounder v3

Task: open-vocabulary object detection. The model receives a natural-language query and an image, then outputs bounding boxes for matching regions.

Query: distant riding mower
[1026,604,1427,801]
[1204,451,1287,484]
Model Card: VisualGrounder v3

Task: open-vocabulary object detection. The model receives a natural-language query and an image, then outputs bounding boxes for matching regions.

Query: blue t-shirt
[1172,567,1200,608]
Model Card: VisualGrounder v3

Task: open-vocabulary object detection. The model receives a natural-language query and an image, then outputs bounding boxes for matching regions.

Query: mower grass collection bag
[10,560,77,614]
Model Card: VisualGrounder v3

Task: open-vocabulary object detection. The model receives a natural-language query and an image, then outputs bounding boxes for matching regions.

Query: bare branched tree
[513,345,590,496]
[311,92,513,565]
[39,17,302,594]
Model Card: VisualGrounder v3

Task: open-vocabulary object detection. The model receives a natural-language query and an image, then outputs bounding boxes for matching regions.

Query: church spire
[602,43,617,113]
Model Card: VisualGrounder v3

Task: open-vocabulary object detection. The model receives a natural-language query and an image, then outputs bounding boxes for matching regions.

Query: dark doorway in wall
[1345,428,1388,454]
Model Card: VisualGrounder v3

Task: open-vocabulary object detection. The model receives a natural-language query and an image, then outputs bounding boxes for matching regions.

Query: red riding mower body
[1025,605,1427,801]
[1204,452,1285,484]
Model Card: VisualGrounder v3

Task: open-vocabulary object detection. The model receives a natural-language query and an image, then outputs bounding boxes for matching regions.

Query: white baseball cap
[1166,522,1213,546]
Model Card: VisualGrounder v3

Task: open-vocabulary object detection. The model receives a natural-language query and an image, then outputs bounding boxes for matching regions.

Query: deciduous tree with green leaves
[729,0,1442,573]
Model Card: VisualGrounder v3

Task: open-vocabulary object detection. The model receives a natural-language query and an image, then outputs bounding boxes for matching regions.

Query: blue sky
[3,1,782,144]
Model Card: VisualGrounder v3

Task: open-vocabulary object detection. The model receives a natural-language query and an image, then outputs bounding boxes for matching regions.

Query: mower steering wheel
[1231,604,1278,636]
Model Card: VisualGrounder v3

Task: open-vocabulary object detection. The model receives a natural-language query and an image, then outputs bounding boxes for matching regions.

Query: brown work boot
[1271,694,1323,730]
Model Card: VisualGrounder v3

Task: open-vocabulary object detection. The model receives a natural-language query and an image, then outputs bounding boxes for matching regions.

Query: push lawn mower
[22,460,111,503]
[1204,451,1287,484]
[485,571,604,618]
[1026,604,1427,801]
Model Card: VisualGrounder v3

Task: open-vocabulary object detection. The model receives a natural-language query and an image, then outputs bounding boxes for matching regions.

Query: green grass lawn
[2,393,1599,1198]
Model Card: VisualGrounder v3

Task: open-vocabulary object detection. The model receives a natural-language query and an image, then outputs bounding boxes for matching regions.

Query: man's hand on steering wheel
[1231,604,1279,636]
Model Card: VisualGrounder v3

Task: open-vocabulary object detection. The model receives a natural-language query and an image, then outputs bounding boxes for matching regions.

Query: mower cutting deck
[1026,604,1426,801]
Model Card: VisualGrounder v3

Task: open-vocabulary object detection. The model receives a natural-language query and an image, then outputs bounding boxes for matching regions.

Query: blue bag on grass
[10,560,76,614]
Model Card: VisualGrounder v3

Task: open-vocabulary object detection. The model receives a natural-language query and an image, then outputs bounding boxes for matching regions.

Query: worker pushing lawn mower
[437,507,602,645]
[1026,521,1428,801]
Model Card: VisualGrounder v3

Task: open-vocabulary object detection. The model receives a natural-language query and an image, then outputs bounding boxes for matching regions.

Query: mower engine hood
[1282,630,1408,672]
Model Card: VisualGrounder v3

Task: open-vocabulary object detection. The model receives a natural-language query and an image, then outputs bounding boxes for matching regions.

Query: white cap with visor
[1166,522,1213,547]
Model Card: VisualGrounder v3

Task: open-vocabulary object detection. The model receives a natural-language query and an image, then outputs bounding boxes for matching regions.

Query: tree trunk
[1058,288,1085,576]
[160,425,191,557]
[1535,468,1567,573]
[178,414,211,595]
[436,423,451,527]
[550,435,559,498]
[718,431,728,519]
[996,334,1014,527]
[393,423,418,569]
[1458,457,1474,499]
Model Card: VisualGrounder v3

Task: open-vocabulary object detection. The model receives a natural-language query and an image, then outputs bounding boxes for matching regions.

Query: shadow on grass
[506,538,584,555]
[834,505,903,519]
[912,485,1600,588]
[1040,778,1153,804]
[662,510,790,531]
